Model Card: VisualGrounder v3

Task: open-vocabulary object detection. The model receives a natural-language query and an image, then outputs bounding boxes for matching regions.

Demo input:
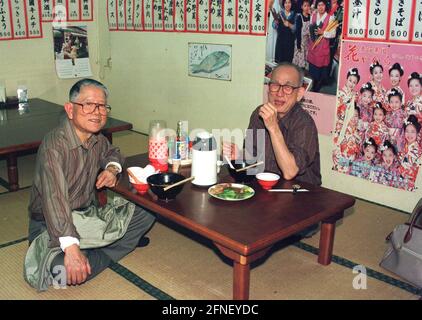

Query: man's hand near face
[259,103,281,135]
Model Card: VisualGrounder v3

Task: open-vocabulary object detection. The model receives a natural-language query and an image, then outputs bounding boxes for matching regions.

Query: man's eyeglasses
[71,102,112,115]
[268,82,301,95]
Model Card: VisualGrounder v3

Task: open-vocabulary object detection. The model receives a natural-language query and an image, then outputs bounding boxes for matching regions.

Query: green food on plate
[209,183,254,200]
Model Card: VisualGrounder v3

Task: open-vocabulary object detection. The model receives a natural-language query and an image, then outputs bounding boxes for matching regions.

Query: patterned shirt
[246,103,321,185]
[28,117,123,247]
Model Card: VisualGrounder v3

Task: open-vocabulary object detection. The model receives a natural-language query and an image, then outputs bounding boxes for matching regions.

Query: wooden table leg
[215,243,270,300]
[233,261,250,300]
[6,154,19,191]
[318,211,343,265]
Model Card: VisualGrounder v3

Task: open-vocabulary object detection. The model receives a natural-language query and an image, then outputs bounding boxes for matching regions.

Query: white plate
[208,183,255,201]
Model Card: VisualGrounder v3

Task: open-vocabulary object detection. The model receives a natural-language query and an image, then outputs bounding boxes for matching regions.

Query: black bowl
[147,173,186,201]
[228,160,256,184]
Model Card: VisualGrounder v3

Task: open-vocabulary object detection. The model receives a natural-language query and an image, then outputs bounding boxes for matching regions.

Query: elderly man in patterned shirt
[25,79,155,290]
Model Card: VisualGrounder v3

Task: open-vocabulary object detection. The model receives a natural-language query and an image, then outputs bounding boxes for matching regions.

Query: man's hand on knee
[64,244,92,285]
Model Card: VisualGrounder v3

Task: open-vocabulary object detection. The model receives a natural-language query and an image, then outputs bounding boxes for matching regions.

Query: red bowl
[256,173,280,190]
[131,182,149,195]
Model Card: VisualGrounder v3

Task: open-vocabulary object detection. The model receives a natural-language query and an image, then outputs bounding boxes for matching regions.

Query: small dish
[128,166,156,195]
[131,182,150,195]
[256,172,280,190]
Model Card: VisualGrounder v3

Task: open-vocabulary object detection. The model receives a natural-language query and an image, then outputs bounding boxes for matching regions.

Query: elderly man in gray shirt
[25,79,155,290]
[246,62,321,186]
[226,62,321,185]
[225,62,321,236]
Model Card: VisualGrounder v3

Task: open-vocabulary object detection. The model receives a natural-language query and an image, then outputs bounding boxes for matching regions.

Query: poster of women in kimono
[332,40,422,191]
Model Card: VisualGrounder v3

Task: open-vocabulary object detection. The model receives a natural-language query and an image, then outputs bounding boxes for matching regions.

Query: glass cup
[172,159,181,174]
[0,80,6,103]
[149,120,167,138]
[17,83,28,103]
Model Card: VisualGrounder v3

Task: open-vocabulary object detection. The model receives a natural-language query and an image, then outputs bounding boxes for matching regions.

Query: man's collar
[63,117,98,150]
[278,103,300,129]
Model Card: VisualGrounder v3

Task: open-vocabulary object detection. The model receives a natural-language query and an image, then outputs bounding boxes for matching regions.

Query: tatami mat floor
[0,130,420,300]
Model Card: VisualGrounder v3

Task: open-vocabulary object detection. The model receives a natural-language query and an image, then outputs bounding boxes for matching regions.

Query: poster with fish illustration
[188,43,232,81]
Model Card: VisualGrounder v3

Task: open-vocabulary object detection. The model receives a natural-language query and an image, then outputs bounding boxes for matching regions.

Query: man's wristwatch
[106,164,120,176]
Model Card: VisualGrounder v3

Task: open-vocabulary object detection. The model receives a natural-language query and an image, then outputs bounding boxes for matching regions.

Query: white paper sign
[210,0,222,32]
[26,0,42,38]
[186,0,197,31]
[68,0,81,21]
[389,0,412,41]
[347,0,367,38]
[237,0,250,33]
[143,0,153,30]
[133,0,143,30]
[117,0,125,29]
[54,0,67,21]
[250,0,265,35]
[81,0,93,20]
[126,0,134,30]
[198,0,210,32]
[413,0,422,43]
[41,0,54,21]
[174,0,185,31]
[153,0,163,30]
[0,0,13,39]
[108,0,118,30]
[224,0,236,32]
[163,0,174,31]
[367,0,389,40]
[11,0,27,39]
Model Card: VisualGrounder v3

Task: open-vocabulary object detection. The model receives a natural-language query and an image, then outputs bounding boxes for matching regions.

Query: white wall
[102,31,420,212]
[1,1,418,213]
[103,31,265,134]
[0,4,102,104]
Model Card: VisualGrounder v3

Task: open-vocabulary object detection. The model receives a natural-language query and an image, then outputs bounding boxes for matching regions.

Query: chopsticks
[224,155,235,169]
[268,189,309,192]
[127,169,142,184]
[163,176,195,191]
[235,161,264,172]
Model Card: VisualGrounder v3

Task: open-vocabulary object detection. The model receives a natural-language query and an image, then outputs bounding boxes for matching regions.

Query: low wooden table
[0,98,133,191]
[110,154,355,300]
